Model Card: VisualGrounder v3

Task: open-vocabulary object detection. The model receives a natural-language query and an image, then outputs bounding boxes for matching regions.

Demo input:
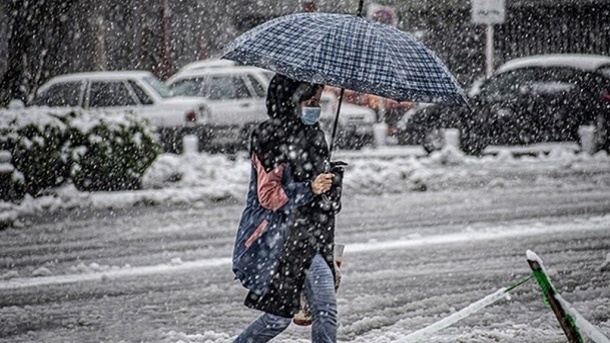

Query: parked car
[167,65,375,152]
[325,86,413,137]
[395,103,462,153]
[318,92,376,150]
[167,66,271,152]
[30,71,211,153]
[397,54,610,155]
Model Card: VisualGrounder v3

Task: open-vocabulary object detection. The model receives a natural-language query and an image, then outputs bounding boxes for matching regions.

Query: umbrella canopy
[223,12,467,106]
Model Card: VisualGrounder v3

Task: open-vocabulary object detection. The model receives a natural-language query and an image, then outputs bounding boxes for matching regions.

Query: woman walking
[232,73,343,343]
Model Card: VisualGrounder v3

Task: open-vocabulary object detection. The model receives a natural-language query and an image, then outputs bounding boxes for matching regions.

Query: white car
[318,92,376,149]
[31,71,210,152]
[167,65,375,151]
[167,66,271,151]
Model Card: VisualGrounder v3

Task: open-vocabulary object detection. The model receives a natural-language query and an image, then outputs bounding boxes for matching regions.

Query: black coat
[241,74,340,317]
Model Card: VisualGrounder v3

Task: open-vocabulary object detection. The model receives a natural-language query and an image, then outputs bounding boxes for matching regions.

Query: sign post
[367,3,398,27]
[367,3,397,146]
[471,0,505,78]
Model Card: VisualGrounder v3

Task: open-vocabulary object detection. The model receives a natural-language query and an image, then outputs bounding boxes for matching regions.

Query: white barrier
[443,128,460,150]
[183,135,199,154]
[578,125,596,155]
[373,122,388,147]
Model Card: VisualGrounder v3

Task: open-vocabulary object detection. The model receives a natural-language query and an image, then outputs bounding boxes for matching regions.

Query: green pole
[527,251,583,343]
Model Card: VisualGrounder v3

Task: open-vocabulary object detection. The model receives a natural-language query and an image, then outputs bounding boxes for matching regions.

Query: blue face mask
[301,107,322,125]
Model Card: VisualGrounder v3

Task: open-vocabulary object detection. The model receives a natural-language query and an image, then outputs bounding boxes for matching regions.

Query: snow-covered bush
[0,108,71,196]
[68,111,161,191]
[0,150,25,203]
[0,107,161,196]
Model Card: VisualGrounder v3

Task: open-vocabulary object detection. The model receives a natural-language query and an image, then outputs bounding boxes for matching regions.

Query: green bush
[0,108,161,197]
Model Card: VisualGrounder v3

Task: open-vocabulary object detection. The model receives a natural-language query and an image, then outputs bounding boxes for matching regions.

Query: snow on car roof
[166,65,272,83]
[177,65,267,75]
[496,54,610,74]
[45,70,155,84]
[179,59,236,71]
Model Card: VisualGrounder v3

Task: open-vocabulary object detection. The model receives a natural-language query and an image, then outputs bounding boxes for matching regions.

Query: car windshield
[143,76,174,98]
[482,67,582,96]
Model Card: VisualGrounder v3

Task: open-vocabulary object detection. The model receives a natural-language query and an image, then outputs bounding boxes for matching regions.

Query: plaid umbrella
[223,12,467,106]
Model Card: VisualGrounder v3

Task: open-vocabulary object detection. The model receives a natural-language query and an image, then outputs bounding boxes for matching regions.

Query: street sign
[471,0,506,24]
[368,3,397,27]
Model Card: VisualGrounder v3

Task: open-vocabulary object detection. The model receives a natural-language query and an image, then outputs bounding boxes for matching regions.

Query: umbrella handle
[328,88,345,158]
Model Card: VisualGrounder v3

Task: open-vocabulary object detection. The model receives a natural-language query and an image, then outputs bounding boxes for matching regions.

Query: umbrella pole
[328,88,345,158]
[328,0,362,158]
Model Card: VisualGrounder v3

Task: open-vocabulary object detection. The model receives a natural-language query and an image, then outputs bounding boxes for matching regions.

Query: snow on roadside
[2,145,608,222]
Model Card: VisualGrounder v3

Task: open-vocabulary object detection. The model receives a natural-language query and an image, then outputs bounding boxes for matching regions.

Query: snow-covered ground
[1,145,610,343]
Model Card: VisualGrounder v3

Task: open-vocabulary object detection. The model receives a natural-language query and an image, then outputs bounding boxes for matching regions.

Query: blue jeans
[234,253,337,343]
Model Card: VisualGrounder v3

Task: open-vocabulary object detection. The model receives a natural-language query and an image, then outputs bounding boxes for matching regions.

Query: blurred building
[233,0,610,86]
[1,0,608,103]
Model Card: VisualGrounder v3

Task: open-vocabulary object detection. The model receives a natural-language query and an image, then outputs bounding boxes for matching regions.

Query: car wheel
[422,128,445,154]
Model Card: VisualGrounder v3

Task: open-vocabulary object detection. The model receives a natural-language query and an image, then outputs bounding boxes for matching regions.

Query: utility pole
[160,0,172,80]
[133,0,142,68]
[94,1,107,70]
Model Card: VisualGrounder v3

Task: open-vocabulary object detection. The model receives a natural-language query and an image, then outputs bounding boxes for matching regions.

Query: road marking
[2,215,609,290]
[347,216,610,253]
[0,258,230,290]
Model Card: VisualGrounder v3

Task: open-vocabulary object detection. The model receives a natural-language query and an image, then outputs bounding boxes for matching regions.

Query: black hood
[265,74,322,121]
[251,74,328,175]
